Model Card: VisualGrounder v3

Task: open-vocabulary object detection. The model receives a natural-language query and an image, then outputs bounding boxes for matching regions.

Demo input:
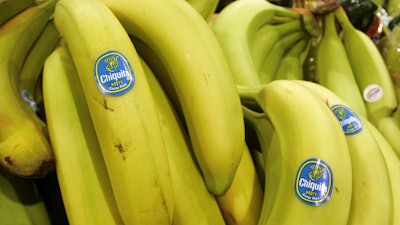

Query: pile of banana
[0,0,399,224]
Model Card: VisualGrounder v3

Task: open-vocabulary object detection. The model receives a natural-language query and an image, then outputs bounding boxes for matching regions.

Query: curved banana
[314,12,368,118]
[237,80,353,225]
[273,37,310,80]
[141,56,226,225]
[294,80,393,225]
[0,0,36,26]
[101,0,245,195]
[53,0,174,224]
[215,143,264,225]
[42,45,124,225]
[186,0,219,21]
[334,6,398,125]
[211,0,300,85]
[0,169,52,225]
[19,19,60,105]
[0,0,55,178]
[258,30,308,83]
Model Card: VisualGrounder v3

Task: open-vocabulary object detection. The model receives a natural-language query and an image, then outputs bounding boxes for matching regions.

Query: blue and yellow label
[94,50,135,96]
[331,104,363,135]
[294,158,333,206]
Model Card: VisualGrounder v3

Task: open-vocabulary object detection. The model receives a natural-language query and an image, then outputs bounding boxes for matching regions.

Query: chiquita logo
[330,104,363,135]
[94,50,135,96]
[294,158,333,206]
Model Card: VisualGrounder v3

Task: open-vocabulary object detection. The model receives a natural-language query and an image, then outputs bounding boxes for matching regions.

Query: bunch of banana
[0,0,56,178]
[211,0,320,86]
[0,169,52,225]
[101,0,245,196]
[238,80,353,225]
[53,0,175,224]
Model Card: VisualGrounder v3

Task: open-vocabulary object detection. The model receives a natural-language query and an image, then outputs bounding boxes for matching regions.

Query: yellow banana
[0,169,51,225]
[211,0,300,85]
[42,45,124,225]
[334,6,398,125]
[186,0,219,21]
[141,56,226,225]
[314,12,368,118]
[101,0,245,195]
[295,80,393,225]
[215,143,264,225]
[237,80,353,225]
[53,0,174,224]
[0,0,55,178]
[0,0,36,26]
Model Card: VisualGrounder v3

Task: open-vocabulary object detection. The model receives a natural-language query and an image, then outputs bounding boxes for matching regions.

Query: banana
[366,120,400,225]
[0,0,55,178]
[141,56,226,225]
[294,80,393,225]
[20,19,60,108]
[211,0,301,85]
[42,45,124,225]
[0,0,36,26]
[374,116,400,158]
[258,30,308,83]
[186,0,219,21]
[314,12,368,118]
[101,0,245,195]
[215,143,264,225]
[53,0,174,224]
[334,6,398,125]
[273,37,310,80]
[0,169,52,225]
[237,80,353,225]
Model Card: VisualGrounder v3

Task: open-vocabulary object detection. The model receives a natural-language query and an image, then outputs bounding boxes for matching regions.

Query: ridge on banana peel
[101,0,245,195]
[0,0,56,178]
[237,80,353,225]
[42,45,124,225]
[53,0,174,224]
[294,80,394,225]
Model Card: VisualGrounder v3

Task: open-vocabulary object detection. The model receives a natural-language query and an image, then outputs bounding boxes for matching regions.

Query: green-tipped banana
[273,37,310,80]
[42,45,124,225]
[141,56,226,225]
[215,143,264,225]
[314,12,367,118]
[20,19,60,106]
[258,30,308,83]
[211,0,300,85]
[295,80,393,225]
[0,169,52,225]
[101,0,245,195]
[0,0,36,26]
[0,0,55,178]
[238,80,353,225]
[334,6,398,125]
[53,0,174,223]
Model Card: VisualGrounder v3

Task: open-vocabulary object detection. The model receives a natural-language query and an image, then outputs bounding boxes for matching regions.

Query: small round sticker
[294,158,333,206]
[330,104,363,135]
[94,50,135,96]
[363,84,384,102]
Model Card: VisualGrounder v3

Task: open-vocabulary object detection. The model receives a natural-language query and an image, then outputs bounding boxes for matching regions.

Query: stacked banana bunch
[0,0,400,225]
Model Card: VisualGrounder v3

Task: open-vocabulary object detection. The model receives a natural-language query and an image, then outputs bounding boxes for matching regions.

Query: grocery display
[0,0,400,224]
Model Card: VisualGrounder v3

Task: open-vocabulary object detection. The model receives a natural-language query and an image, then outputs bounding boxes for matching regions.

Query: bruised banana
[237,80,353,225]
[53,0,174,224]
[294,80,393,225]
[314,12,367,118]
[141,56,226,225]
[42,45,124,225]
[211,0,301,85]
[101,0,244,195]
[0,0,55,178]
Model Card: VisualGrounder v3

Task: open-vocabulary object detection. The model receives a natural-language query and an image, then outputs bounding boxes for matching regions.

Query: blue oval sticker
[94,50,135,96]
[330,104,363,135]
[294,158,333,206]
